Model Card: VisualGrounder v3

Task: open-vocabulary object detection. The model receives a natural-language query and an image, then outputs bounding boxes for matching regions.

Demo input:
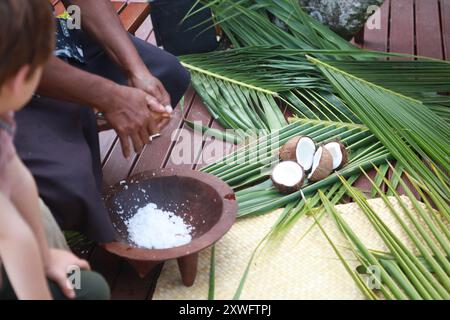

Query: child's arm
[8,155,91,299]
[0,192,52,300]
[8,156,51,270]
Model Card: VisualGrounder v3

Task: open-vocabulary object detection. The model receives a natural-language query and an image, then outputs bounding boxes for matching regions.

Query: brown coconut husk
[279,136,301,161]
[308,147,333,182]
[279,136,316,171]
[322,140,349,170]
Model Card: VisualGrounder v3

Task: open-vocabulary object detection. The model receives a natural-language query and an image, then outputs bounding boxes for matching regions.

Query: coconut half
[271,161,305,194]
[279,136,316,171]
[307,147,333,182]
[323,141,348,170]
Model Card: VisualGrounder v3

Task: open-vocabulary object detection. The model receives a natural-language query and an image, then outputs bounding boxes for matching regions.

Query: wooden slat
[147,31,157,46]
[118,3,152,35]
[441,0,450,60]
[415,0,444,59]
[99,130,117,163]
[101,140,138,187]
[54,1,66,15]
[389,0,415,55]
[111,1,128,14]
[195,120,236,170]
[164,95,213,170]
[135,16,153,40]
[363,0,390,51]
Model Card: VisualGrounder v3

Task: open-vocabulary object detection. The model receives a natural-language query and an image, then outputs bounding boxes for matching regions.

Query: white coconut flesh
[324,142,343,170]
[272,161,304,187]
[295,137,316,171]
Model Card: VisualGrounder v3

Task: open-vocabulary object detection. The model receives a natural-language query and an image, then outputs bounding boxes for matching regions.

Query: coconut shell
[271,162,305,194]
[336,141,348,170]
[272,178,304,194]
[322,140,349,170]
[279,136,301,161]
[308,147,333,182]
[279,135,316,165]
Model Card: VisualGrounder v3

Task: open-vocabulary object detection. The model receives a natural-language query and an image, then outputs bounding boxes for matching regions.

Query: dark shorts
[0,267,110,300]
[14,33,191,242]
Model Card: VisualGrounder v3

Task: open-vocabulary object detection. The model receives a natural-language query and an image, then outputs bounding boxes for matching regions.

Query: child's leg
[1,267,110,300]
[0,193,52,300]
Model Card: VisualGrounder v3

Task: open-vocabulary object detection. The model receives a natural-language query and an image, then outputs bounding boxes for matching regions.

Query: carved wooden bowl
[102,168,237,286]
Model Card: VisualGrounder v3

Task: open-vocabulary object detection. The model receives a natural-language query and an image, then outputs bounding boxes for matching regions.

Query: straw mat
[153,196,438,300]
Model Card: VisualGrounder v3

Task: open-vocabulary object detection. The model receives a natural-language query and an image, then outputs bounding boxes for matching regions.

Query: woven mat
[153,196,431,300]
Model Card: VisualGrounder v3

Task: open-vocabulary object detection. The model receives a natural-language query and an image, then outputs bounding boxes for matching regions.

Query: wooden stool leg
[177,253,199,287]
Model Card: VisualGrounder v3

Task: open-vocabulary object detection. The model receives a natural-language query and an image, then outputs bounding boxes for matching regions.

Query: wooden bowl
[101,168,237,286]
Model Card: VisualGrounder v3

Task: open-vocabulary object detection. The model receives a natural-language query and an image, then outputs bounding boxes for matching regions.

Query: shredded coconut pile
[125,203,192,249]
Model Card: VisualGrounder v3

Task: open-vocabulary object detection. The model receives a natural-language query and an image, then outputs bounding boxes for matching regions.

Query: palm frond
[191,0,357,52]
[319,171,450,300]
[201,119,391,218]
[324,60,450,107]
[309,56,450,200]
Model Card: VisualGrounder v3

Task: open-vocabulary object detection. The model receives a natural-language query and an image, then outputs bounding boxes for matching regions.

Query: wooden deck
[71,0,450,299]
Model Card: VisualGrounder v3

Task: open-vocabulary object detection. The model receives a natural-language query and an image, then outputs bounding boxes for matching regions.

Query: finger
[158,117,171,131]
[164,105,173,113]
[130,131,144,154]
[147,116,159,136]
[146,95,165,113]
[158,83,172,108]
[58,276,76,299]
[141,82,159,98]
[76,259,91,271]
[118,132,131,159]
[151,77,171,107]
[139,127,150,147]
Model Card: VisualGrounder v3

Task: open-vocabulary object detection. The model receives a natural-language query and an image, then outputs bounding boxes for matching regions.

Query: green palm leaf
[309,56,450,200]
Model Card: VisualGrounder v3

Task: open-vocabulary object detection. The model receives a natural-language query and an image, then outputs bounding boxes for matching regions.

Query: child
[0,0,109,300]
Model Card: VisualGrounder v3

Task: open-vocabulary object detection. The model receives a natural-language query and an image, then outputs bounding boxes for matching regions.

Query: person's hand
[128,72,173,135]
[102,85,171,158]
[45,249,91,299]
[129,70,172,113]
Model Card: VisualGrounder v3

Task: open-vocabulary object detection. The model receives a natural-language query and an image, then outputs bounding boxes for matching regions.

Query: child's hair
[0,0,55,86]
